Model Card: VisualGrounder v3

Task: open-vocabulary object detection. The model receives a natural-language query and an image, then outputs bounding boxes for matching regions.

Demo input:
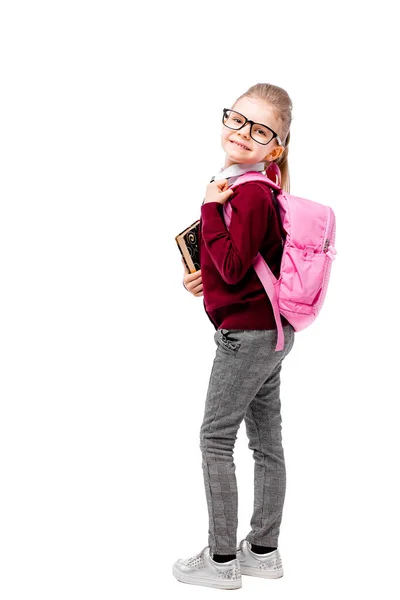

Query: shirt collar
[210,161,266,185]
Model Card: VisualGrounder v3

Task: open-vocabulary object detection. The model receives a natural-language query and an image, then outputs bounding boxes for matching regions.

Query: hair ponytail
[275,129,290,193]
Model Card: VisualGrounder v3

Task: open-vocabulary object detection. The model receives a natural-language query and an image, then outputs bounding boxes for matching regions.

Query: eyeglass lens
[223,110,274,144]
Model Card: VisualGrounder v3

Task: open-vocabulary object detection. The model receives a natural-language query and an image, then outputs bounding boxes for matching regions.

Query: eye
[256,128,267,136]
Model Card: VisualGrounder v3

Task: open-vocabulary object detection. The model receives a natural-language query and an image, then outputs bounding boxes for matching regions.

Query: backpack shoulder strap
[270,188,286,248]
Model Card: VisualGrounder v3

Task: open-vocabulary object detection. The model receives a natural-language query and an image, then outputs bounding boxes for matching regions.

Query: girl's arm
[200,182,272,285]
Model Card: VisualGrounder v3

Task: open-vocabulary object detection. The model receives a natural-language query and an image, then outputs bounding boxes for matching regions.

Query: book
[175,219,200,273]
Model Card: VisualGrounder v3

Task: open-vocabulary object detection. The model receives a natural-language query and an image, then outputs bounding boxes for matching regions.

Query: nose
[238,122,251,137]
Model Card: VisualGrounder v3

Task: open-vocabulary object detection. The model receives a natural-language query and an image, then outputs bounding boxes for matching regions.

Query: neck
[224,157,238,169]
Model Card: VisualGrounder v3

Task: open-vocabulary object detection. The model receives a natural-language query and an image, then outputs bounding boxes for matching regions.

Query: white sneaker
[236,539,284,578]
[172,544,242,590]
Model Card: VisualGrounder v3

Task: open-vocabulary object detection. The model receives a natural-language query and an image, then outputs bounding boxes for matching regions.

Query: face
[221,96,284,169]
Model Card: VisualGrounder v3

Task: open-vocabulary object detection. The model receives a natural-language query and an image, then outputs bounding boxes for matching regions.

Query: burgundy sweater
[199,180,289,331]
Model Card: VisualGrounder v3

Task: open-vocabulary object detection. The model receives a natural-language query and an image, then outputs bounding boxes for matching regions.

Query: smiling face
[221,96,284,169]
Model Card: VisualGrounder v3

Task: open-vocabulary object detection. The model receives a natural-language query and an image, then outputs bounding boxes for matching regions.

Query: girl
[173,83,295,590]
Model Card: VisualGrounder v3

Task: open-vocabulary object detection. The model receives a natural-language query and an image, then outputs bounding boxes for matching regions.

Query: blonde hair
[232,83,293,193]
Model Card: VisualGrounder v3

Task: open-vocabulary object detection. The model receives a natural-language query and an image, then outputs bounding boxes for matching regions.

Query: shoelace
[187,545,209,562]
[188,542,248,563]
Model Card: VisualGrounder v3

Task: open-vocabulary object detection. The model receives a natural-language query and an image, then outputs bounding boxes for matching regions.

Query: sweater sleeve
[200,181,271,285]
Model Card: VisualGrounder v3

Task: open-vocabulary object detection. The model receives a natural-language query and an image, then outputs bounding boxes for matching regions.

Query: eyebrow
[237,111,274,130]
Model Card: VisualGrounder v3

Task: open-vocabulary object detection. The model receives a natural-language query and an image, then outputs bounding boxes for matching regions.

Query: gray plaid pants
[199,324,295,555]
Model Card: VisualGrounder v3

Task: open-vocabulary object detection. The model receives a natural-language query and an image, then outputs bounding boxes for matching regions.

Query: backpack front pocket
[280,247,327,305]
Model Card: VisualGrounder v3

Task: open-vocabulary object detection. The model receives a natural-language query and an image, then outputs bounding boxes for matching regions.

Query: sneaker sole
[172,565,242,589]
[240,565,284,579]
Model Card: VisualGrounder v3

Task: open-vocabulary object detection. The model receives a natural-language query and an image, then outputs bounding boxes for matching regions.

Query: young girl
[173,83,295,590]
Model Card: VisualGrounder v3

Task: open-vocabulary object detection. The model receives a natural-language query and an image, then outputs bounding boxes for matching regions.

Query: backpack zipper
[315,212,336,314]
[323,206,331,253]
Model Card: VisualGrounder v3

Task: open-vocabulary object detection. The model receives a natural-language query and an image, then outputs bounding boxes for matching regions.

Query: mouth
[230,140,251,151]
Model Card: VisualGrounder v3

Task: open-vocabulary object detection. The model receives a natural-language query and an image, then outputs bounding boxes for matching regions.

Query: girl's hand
[203,179,234,205]
[182,257,203,297]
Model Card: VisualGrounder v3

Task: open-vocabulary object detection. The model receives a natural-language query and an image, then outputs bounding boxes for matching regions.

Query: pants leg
[199,324,295,556]
[243,341,293,547]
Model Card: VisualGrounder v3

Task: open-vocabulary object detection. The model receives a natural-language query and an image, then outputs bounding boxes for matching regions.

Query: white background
[1,1,399,598]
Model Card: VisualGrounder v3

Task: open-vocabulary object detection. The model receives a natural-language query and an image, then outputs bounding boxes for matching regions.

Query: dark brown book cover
[175,219,200,273]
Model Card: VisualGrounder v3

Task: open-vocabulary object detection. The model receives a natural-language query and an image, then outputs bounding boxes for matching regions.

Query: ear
[264,145,284,162]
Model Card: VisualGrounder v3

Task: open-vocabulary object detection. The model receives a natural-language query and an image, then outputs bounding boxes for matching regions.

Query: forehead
[233,96,278,128]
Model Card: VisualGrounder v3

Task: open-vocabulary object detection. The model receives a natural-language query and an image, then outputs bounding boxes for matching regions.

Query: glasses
[222,108,283,146]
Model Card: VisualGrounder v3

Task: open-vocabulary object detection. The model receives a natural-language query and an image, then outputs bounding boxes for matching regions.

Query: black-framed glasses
[222,108,283,146]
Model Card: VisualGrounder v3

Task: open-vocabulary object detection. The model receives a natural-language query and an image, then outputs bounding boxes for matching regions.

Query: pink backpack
[222,163,337,351]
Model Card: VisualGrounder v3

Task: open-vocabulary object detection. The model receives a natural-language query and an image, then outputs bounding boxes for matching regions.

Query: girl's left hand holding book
[182,257,203,296]
[204,179,234,205]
